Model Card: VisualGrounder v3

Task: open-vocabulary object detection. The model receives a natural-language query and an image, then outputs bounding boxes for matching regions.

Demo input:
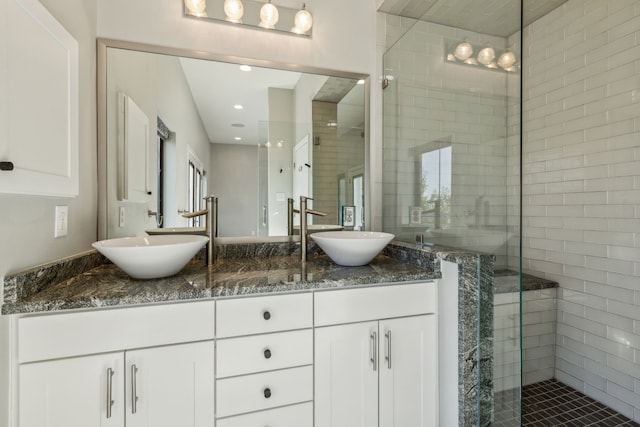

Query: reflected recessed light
[265,141,272,147]
[239,65,252,72]
[234,104,243,110]
[231,123,245,128]
[357,79,365,85]
[234,137,242,141]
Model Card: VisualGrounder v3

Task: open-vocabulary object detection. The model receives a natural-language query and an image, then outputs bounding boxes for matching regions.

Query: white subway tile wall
[522,0,640,421]
[494,288,557,392]
[382,18,516,268]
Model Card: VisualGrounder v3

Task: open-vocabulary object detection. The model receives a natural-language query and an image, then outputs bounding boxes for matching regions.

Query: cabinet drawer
[216,293,312,338]
[217,329,312,378]
[18,301,215,363]
[314,282,436,326]
[216,366,312,418]
[216,402,312,427]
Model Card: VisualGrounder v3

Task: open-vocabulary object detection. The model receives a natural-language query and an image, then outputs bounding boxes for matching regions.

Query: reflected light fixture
[498,51,516,69]
[234,104,244,110]
[259,0,279,29]
[239,65,252,72]
[224,0,244,23]
[291,3,313,34]
[477,46,496,66]
[184,0,207,16]
[454,42,473,61]
[447,40,518,73]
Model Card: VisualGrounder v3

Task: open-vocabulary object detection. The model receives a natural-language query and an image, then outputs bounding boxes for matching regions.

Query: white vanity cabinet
[314,282,438,427]
[215,293,314,426]
[17,301,216,427]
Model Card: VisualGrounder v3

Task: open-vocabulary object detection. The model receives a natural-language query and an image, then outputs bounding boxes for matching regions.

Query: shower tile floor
[495,379,640,426]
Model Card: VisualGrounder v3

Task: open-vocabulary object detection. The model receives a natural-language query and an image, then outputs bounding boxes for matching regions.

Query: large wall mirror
[98,39,368,240]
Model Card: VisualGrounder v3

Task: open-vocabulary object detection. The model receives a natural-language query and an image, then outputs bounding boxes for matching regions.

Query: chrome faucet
[287,198,299,236]
[147,209,163,227]
[299,196,327,262]
[182,195,218,265]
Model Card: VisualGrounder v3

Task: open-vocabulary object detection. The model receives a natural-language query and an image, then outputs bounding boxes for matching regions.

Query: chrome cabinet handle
[264,388,272,398]
[264,348,272,359]
[385,329,392,369]
[370,331,377,371]
[131,364,139,414]
[106,368,115,419]
[263,310,271,320]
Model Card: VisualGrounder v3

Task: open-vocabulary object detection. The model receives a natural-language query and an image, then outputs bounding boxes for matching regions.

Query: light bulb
[292,3,312,34]
[477,47,496,66]
[224,0,244,23]
[498,51,516,70]
[184,0,206,16]
[259,0,279,29]
[454,42,473,61]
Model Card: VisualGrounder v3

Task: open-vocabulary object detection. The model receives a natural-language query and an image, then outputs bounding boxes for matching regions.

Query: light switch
[54,206,68,238]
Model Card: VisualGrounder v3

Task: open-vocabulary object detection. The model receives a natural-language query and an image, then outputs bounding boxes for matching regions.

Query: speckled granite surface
[2,239,499,427]
[1,249,437,315]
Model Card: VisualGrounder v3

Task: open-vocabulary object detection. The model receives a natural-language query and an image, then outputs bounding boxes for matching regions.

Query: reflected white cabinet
[0,0,79,196]
[19,342,215,427]
[314,282,438,427]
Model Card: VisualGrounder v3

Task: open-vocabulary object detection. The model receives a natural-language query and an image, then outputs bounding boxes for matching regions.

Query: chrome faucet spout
[299,196,327,263]
[182,196,218,265]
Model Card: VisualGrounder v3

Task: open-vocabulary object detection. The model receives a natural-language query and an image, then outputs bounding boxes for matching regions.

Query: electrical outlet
[54,206,68,238]
[119,206,126,227]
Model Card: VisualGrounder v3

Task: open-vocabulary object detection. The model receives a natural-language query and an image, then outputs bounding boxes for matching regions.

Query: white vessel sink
[146,227,207,236]
[92,235,209,279]
[310,231,395,266]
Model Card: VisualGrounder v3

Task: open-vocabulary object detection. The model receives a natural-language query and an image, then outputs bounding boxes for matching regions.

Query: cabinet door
[19,353,125,427]
[379,315,438,427]
[314,322,378,427]
[0,0,79,197]
[125,341,214,427]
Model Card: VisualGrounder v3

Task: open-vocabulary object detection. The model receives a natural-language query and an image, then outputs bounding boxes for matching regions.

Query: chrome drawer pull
[264,348,272,359]
[370,331,377,371]
[106,368,115,419]
[385,329,392,369]
[263,388,272,398]
[131,364,139,414]
[263,310,271,320]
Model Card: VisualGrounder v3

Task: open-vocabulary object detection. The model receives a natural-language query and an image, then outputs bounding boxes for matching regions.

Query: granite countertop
[2,252,438,315]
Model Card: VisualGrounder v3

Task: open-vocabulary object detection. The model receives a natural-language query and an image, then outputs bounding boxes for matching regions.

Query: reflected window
[420,146,451,229]
[353,174,364,230]
[188,157,206,227]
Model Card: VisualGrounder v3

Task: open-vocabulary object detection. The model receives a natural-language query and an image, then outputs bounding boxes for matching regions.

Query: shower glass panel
[382,1,523,424]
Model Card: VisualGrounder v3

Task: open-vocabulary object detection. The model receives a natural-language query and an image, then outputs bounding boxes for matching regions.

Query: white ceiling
[378,0,568,37]
[179,58,363,146]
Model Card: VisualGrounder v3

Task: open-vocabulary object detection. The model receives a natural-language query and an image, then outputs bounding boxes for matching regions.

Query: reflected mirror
[98,40,367,239]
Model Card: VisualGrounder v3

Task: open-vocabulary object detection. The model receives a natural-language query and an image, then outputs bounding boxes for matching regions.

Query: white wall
[105,49,211,237]
[522,0,640,420]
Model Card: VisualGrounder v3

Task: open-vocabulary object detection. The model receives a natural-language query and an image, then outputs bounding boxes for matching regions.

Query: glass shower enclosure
[381,1,523,425]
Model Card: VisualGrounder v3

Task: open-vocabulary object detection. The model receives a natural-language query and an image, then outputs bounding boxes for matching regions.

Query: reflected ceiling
[377,0,568,37]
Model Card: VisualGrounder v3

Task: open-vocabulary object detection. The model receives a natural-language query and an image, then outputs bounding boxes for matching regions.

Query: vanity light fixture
[291,3,312,34]
[224,0,244,23]
[259,0,279,29]
[184,0,207,16]
[446,40,518,73]
[184,0,312,38]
